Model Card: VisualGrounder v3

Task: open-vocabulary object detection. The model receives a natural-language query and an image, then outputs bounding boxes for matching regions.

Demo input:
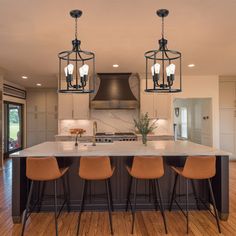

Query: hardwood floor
[1,159,236,235]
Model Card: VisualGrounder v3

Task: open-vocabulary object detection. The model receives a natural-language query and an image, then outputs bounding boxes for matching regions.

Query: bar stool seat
[169,156,221,234]
[126,156,168,234]
[79,156,115,180]
[21,156,70,236]
[77,156,115,235]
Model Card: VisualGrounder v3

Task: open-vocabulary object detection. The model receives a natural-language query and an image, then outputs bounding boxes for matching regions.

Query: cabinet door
[154,94,171,119]
[27,131,46,147]
[58,94,73,119]
[46,113,58,132]
[46,89,58,113]
[27,91,46,113]
[140,80,154,117]
[219,81,235,108]
[220,109,235,134]
[73,94,90,119]
[27,112,46,132]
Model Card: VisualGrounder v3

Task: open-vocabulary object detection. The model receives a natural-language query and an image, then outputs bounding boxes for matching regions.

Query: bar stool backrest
[79,156,113,180]
[131,156,164,179]
[182,156,216,179]
[26,157,62,181]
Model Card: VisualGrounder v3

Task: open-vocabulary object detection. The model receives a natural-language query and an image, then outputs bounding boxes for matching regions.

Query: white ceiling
[0,0,236,88]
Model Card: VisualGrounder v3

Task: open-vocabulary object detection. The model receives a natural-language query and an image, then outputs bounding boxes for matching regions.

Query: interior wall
[172,75,219,148]
[138,74,219,147]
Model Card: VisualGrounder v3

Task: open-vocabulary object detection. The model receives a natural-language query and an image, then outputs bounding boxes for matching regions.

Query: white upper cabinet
[27,90,46,113]
[153,94,171,119]
[73,94,90,119]
[140,79,171,119]
[58,93,90,119]
[219,81,235,108]
[58,93,73,119]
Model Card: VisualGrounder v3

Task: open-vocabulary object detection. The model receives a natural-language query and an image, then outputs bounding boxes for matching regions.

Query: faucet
[75,132,79,146]
[92,121,97,146]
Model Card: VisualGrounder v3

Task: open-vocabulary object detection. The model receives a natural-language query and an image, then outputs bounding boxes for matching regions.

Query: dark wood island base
[12,155,229,223]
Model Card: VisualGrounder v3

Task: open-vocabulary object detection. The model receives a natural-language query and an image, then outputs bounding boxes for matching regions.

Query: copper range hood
[90,73,139,109]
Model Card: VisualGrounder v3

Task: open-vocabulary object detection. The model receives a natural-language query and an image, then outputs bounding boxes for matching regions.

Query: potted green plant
[134,113,157,145]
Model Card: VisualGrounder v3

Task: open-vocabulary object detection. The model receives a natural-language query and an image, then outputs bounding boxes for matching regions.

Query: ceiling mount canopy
[144,9,182,93]
[58,9,96,93]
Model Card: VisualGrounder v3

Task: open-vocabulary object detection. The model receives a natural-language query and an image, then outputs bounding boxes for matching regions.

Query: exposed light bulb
[79,64,89,77]
[169,63,175,75]
[79,66,84,77]
[67,64,74,75]
[166,65,171,77]
[79,64,89,88]
[166,63,175,77]
[151,63,160,76]
[64,64,74,76]
[83,64,89,75]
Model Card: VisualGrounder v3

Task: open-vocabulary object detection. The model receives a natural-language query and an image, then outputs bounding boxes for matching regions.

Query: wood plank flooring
[0,159,236,235]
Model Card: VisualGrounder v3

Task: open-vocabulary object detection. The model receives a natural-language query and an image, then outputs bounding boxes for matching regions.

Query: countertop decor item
[58,9,96,93]
[69,128,86,137]
[134,113,157,145]
[144,9,182,93]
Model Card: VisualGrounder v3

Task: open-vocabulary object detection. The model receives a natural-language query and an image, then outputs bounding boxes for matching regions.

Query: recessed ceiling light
[36,83,42,87]
[21,76,28,79]
[188,64,195,68]
[113,64,119,68]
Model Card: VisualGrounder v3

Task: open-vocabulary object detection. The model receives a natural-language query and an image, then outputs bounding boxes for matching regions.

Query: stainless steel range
[95,132,137,143]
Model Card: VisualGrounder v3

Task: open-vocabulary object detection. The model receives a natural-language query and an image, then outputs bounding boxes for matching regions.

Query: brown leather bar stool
[21,157,70,236]
[126,156,168,234]
[169,156,221,234]
[77,156,115,235]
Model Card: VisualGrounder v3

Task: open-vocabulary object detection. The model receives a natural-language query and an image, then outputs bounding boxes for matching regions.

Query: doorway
[173,98,213,146]
[4,102,23,158]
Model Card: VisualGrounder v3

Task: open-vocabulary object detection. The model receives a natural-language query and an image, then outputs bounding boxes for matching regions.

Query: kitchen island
[11,140,230,223]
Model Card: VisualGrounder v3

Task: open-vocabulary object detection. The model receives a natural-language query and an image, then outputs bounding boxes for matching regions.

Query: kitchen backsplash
[58,110,172,136]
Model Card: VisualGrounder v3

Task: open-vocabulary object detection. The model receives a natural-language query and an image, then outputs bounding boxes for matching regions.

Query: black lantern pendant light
[58,10,96,93]
[144,9,182,93]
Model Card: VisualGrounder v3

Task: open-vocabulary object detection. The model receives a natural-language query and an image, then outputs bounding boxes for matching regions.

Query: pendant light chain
[75,17,78,39]
[162,17,164,39]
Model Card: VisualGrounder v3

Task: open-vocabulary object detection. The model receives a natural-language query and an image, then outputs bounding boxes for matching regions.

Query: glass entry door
[4,102,23,157]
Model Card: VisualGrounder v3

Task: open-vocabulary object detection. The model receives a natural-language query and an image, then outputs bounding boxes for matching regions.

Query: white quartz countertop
[11,140,230,157]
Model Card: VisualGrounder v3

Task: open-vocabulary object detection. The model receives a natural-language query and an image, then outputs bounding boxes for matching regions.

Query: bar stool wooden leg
[191,180,200,210]
[131,178,138,234]
[21,181,34,236]
[169,173,179,211]
[126,176,133,212]
[186,179,189,234]
[155,179,168,234]
[207,179,221,233]
[105,180,114,235]
[77,179,87,236]
[54,180,58,236]
[62,175,70,212]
